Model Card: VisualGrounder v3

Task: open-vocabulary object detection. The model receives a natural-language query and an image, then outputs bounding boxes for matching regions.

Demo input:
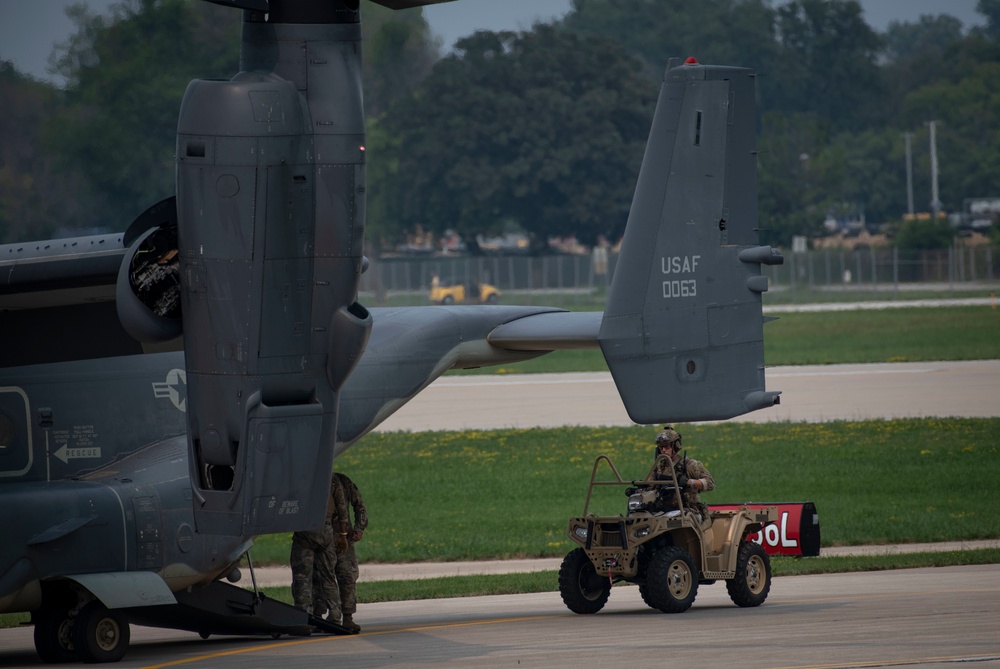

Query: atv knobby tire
[558,548,611,614]
[645,546,699,613]
[727,541,772,607]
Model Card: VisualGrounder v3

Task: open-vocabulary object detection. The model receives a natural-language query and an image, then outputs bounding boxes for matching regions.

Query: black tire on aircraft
[33,605,77,664]
[72,601,130,663]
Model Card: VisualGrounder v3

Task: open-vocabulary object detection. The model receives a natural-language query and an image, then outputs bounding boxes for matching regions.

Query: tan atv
[559,454,778,614]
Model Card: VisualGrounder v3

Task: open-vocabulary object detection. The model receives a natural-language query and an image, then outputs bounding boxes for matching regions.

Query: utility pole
[903,132,914,216]
[926,120,942,216]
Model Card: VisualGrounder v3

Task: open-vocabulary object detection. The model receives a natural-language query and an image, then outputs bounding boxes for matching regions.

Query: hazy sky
[0,0,987,86]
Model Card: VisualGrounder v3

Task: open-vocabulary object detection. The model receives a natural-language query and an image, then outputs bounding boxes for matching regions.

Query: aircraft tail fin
[598,59,783,423]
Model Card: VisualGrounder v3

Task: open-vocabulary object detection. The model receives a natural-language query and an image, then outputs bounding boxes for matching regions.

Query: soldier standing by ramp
[332,472,368,632]
[291,474,350,616]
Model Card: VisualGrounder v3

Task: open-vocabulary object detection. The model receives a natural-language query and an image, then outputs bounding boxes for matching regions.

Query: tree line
[2,0,999,250]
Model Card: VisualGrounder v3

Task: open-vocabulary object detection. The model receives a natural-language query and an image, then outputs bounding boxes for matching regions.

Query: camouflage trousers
[290,524,339,616]
[312,540,360,618]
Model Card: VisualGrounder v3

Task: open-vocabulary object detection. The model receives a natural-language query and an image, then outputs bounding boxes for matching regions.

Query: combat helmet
[655,426,682,454]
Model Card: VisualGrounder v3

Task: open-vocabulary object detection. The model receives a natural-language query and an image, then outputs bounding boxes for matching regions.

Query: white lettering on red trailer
[751,511,798,549]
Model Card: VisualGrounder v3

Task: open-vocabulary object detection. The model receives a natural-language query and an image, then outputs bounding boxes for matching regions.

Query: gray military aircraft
[0,0,782,663]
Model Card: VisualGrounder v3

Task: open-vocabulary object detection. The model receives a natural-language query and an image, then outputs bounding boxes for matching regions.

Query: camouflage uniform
[333,472,368,620]
[311,472,365,624]
[654,452,715,521]
[290,472,349,615]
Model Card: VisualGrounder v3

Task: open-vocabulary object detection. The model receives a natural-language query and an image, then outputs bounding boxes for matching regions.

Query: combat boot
[325,612,341,625]
[342,615,361,633]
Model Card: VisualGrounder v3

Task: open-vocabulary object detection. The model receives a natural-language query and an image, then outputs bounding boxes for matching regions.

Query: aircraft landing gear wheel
[72,601,130,663]
[646,546,699,613]
[727,541,772,607]
[33,606,76,663]
[558,548,611,614]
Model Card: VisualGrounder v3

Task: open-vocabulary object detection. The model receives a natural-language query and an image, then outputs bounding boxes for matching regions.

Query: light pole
[926,120,942,216]
[903,132,914,216]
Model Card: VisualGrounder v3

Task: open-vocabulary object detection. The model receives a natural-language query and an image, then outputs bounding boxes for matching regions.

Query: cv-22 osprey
[0,0,782,662]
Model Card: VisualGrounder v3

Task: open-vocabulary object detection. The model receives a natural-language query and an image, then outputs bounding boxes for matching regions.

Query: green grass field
[249,418,1000,566]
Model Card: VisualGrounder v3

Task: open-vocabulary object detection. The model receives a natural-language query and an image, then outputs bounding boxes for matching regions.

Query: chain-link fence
[361,246,999,300]
[361,253,620,296]
[766,247,997,291]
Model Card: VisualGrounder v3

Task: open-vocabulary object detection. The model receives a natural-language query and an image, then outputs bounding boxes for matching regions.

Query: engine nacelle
[116,214,181,344]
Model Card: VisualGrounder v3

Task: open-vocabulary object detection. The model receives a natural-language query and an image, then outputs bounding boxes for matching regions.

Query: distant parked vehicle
[429,280,500,305]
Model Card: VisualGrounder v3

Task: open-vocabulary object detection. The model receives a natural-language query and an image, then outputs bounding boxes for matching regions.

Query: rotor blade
[202,0,269,11]
[369,0,457,9]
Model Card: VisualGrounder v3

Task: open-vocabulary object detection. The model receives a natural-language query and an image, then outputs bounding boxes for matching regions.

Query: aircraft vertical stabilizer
[599,60,783,423]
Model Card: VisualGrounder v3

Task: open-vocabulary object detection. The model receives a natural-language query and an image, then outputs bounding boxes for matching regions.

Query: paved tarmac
[4,564,999,668]
[374,359,1000,432]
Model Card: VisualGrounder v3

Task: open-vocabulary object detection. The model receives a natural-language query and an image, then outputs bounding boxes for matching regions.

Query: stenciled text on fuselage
[661,255,701,298]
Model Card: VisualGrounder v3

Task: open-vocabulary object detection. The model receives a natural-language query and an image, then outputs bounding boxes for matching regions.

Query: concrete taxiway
[2,564,999,668]
[375,359,1000,432]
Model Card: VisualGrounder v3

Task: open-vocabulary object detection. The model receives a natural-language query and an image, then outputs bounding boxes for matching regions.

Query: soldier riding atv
[559,454,778,614]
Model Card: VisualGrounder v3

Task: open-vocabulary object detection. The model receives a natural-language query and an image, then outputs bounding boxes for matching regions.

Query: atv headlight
[628,495,644,512]
[573,526,589,541]
[633,526,650,539]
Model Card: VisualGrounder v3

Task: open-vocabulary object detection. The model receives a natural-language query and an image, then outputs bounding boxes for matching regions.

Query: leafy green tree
[901,62,1000,214]
[362,2,441,118]
[756,112,830,247]
[358,0,442,276]
[40,0,438,236]
[562,0,890,243]
[46,0,240,232]
[378,25,657,249]
[563,0,779,82]
[978,0,1000,38]
[0,64,72,242]
[771,0,885,132]
[880,15,965,121]
[808,128,909,225]
[883,14,965,62]
[893,218,954,250]
[990,222,1000,246]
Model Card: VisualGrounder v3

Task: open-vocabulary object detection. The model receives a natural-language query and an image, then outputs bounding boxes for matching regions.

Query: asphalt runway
[375,359,1000,431]
[3,564,999,668]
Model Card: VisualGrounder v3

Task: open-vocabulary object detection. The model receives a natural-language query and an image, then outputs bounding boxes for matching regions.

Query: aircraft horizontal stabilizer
[599,60,783,423]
